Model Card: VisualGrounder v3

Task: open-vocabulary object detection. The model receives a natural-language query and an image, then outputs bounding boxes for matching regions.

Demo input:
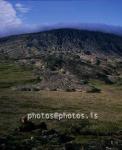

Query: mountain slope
[0,28,122,91]
[0,28,122,59]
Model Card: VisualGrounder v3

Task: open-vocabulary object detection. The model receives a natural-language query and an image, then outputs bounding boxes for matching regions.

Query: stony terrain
[0,28,122,58]
[0,28,122,91]
[0,28,122,149]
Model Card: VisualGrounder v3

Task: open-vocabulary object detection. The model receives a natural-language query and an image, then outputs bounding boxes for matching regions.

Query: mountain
[0,28,122,58]
[0,28,122,91]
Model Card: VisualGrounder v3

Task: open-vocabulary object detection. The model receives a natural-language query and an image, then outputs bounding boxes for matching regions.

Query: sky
[0,0,122,37]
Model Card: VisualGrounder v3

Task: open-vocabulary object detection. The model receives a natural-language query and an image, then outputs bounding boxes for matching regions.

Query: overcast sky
[0,0,122,37]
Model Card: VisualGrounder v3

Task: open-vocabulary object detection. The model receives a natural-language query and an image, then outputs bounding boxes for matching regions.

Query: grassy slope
[0,62,37,88]
[0,62,122,139]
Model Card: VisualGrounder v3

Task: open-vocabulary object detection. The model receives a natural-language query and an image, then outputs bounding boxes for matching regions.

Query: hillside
[0,28,122,58]
[0,28,122,91]
[0,29,122,149]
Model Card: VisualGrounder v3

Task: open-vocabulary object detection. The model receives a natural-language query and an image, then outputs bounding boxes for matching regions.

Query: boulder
[36,122,47,130]
[106,75,119,84]
[58,133,74,144]
[65,142,82,150]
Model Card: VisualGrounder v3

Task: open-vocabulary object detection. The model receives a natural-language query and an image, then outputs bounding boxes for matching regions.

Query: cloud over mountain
[0,0,122,38]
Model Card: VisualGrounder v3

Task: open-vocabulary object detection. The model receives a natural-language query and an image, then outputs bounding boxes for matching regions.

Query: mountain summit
[0,28,122,59]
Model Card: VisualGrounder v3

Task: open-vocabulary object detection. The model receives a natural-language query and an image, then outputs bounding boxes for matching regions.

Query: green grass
[0,61,122,143]
[0,87,122,134]
[0,62,38,88]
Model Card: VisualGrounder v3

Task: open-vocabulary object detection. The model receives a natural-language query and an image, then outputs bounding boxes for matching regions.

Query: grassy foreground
[0,62,122,147]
